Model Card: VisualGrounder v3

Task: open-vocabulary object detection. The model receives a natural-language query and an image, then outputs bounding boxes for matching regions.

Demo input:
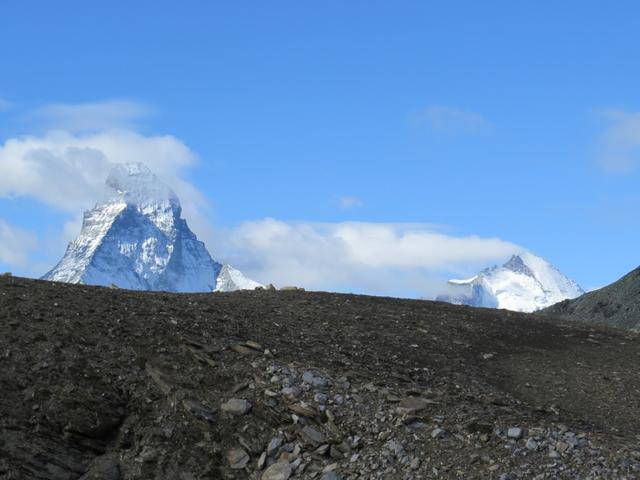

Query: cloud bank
[216,219,520,297]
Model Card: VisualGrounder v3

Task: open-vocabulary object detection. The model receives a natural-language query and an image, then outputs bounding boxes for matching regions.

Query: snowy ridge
[43,163,260,293]
[436,252,584,312]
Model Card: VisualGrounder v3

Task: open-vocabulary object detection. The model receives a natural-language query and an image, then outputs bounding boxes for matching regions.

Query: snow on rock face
[214,264,264,292]
[43,162,259,293]
[436,252,584,312]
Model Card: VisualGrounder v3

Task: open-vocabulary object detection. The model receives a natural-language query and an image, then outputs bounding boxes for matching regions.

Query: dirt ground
[1,275,639,479]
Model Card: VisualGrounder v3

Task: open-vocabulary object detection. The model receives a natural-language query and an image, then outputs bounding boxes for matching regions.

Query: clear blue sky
[0,1,639,293]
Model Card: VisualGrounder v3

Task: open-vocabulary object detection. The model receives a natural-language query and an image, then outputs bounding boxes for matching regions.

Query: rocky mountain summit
[437,252,584,312]
[543,264,640,331]
[2,275,640,479]
[42,163,260,293]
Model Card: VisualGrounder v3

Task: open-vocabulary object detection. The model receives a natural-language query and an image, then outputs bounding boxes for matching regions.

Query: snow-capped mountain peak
[436,252,584,312]
[214,264,264,292]
[43,162,261,293]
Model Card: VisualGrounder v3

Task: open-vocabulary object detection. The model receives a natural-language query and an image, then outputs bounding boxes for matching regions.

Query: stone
[431,428,446,439]
[231,344,255,355]
[301,426,326,446]
[323,463,339,472]
[396,397,431,415]
[314,392,328,404]
[267,437,283,456]
[507,427,524,440]
[322,472,343,480]
[226,448,250,469]
[79,453,121,480]
[315,444,330,455]
[302,371,328,388]
[257,451,267,469]
[330,444,344,459]
[245,340,263,351]
[221,398,252,415]
[525,438,538,451]
[281,387,301,399]
[288,403,316,418]
[261,461,292,480]
[182,399,215,423]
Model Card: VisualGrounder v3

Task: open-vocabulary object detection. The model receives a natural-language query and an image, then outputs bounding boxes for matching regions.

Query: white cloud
[597,110,640,172]
[339,196,363,209]
[216,219,521,297]
[411,105,493,134]
[0,220,38,267]
[27,100,152,132]
[0,129,215,251]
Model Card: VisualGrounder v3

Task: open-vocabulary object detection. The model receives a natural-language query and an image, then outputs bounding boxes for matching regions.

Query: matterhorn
[436,251,584,312]
[43,163,261,292]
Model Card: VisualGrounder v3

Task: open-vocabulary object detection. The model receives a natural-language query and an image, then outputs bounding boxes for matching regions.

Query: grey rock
[281,387,301,399]
[301,426,326,445]
[507,427,524,439]
[525,438,539,450]
[431,428,446,439]
[226,448,250,469]
[267,437,283,456]
[79,453,121,480]
[302,371,328,388]
[322,472,343,480]
[221,398,252,415]
[314,392,328,404]
[261,461,292,480]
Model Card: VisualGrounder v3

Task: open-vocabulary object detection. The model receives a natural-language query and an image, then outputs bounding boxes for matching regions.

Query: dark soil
[1,275,640,479]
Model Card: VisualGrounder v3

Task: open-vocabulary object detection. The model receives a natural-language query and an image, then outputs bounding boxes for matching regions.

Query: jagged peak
[105,162,179,210]
[502,253,536,277]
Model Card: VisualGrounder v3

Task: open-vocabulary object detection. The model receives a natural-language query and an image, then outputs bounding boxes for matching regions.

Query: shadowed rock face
[2,275,640,479]
[543,265,640,330]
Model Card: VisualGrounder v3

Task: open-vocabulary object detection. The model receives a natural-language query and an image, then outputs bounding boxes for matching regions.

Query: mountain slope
[43,163,260,292]
[2,275,640,479]
[437,252,584,312]
[543,265,640,330]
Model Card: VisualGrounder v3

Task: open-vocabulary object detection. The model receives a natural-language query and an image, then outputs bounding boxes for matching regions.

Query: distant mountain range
[436,252,584,312]
[543,265,640,330]
[43,163,262,292]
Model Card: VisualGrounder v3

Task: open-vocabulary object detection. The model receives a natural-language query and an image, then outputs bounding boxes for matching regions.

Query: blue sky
[0,1,639,294]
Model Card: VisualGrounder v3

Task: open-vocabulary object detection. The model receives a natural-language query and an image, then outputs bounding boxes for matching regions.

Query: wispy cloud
[26,100,153,132]
[339,196,363,209]
[0,98,11,111]
[216,219,521,297]
[0,220,38,267]
[411,105,493,135]
[597,109,640,173]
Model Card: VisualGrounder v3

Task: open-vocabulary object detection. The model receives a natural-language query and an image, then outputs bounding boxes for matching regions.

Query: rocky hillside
[1,275,640,479]
[543,265,640,331]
